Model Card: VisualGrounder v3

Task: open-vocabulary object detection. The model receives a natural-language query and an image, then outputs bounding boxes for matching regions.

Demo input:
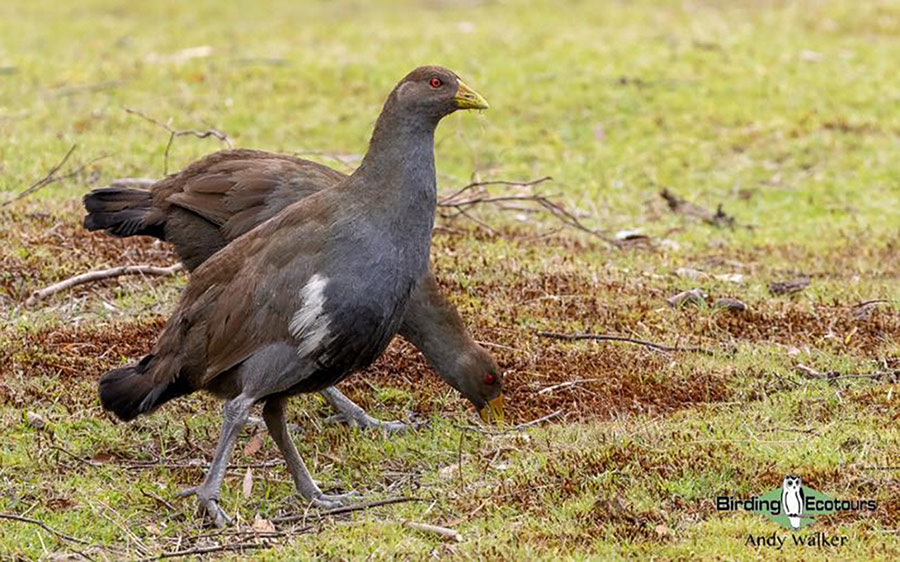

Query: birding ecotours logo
[716,475,877,531]
[781,475,805,530]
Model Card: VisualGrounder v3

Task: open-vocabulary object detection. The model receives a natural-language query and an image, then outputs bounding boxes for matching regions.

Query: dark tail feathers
[83,187,165,239]
[99,355,180,421]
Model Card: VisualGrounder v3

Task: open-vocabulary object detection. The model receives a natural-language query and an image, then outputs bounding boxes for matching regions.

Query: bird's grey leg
[319,387,411,432]
[262,396,359,509]
[178,394,253,528]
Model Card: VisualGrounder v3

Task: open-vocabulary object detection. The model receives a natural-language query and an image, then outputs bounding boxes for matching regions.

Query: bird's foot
[324,411,424,433]
[178,486,232,528]
[306,489,361,510]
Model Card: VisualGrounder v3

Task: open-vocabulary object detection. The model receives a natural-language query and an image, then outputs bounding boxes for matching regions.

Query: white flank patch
[289,274,331,358]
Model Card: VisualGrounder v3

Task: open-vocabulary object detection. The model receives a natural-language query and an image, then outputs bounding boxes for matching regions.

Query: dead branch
[140,488,176,512]
[795,363,897,383]
[537,330,717,355]
[402,521,462,542]
[439,180,621,246]
[124,107,233,175]
[769,278,810,295]
[537,378,604,395]
[0,513,91,545]
[146,541,275,560]
[4,145,109,207]
[459,408,564,435]
[514,409,564,429]
[25,263,183,306]
[142,521,315,560]
[122,459,282,471]
[440,175,553,202]
[660,188,736,228]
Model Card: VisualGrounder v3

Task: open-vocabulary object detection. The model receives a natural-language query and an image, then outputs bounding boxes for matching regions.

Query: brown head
[374,66,488,131]
[447,344,504,423]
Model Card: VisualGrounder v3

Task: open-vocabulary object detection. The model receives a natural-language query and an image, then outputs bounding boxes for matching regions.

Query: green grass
[1,0,898,559]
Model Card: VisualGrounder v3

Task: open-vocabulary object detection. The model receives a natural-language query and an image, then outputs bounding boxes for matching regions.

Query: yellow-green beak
[478,395,504,423]
[454,79,489,110]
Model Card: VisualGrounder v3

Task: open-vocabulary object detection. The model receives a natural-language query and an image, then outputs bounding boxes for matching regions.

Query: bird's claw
[324,412,424,433]
[177,486,232,528]
[308,490,360,510]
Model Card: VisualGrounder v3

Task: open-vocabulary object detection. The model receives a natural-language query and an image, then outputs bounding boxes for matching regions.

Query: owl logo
[781,475,805,529]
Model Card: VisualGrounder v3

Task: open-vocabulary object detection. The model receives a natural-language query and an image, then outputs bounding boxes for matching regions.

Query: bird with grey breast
[83,147,503,431]
[97,66,490,527]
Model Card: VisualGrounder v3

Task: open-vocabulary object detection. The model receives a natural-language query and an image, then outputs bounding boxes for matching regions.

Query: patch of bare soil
[0,202,174,303]
[2,204,895,426]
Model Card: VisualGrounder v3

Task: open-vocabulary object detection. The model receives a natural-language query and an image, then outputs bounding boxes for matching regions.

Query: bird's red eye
[484,373,495,385]
[429,77,443,89]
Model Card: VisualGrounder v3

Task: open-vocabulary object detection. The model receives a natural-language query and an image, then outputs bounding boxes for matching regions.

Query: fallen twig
[763,426,820,436]
[514,409,564,429]
[438,177,622,247]
[146,541,274,560]
[458,408,564,435]
[0,513,90,545]
[123,459,282,471]
[769,278,810,296]
[441,193,619,246]
[50,445,102,468]
[440,175,553,202]
[124,107,233,175]
[4,145,109,207]
[142,522,315,560]
[537,378,604,395]
[795,363,896,383]
[140,488,177,512]
[25,263,183,306]
[536,331,717,355]
[660,188,736,228]
[270,497,420,525]
[402,520,462,542]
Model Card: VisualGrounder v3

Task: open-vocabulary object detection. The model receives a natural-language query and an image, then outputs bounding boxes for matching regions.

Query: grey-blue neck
[352,105,439,242]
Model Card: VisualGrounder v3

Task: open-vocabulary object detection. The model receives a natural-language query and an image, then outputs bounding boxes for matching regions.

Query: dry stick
[270,497,419,525]
[0,513,90,546]
[458,408,563,435]
[25,263,183,306]
[660,188,736,228]
[402,521,462,542]
[145,523,315,560]
[139,488,177,512]
[4,145,110,207]
[439,175,553,203]
[124,107,233,175]
[514,409,563,430]
[537,378,604,395]
[49,445,102,468]
[122,459,282,471]
[145,541,276,561]
[440,191,620,247]
[795,363,894,382]
[4,144,75,206]
[453,206,497,236]
[536,330,716,356]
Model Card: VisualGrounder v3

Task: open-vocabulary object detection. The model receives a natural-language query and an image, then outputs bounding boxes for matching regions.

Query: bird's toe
[204,499,232,528]
[309,490,359,509]
[177,486,200,498]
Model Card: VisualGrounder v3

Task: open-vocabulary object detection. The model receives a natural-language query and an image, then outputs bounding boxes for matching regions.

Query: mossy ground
[1,0,898,559]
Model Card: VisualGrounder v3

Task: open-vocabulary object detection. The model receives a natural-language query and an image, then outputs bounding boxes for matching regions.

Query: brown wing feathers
[83,149,347,272]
